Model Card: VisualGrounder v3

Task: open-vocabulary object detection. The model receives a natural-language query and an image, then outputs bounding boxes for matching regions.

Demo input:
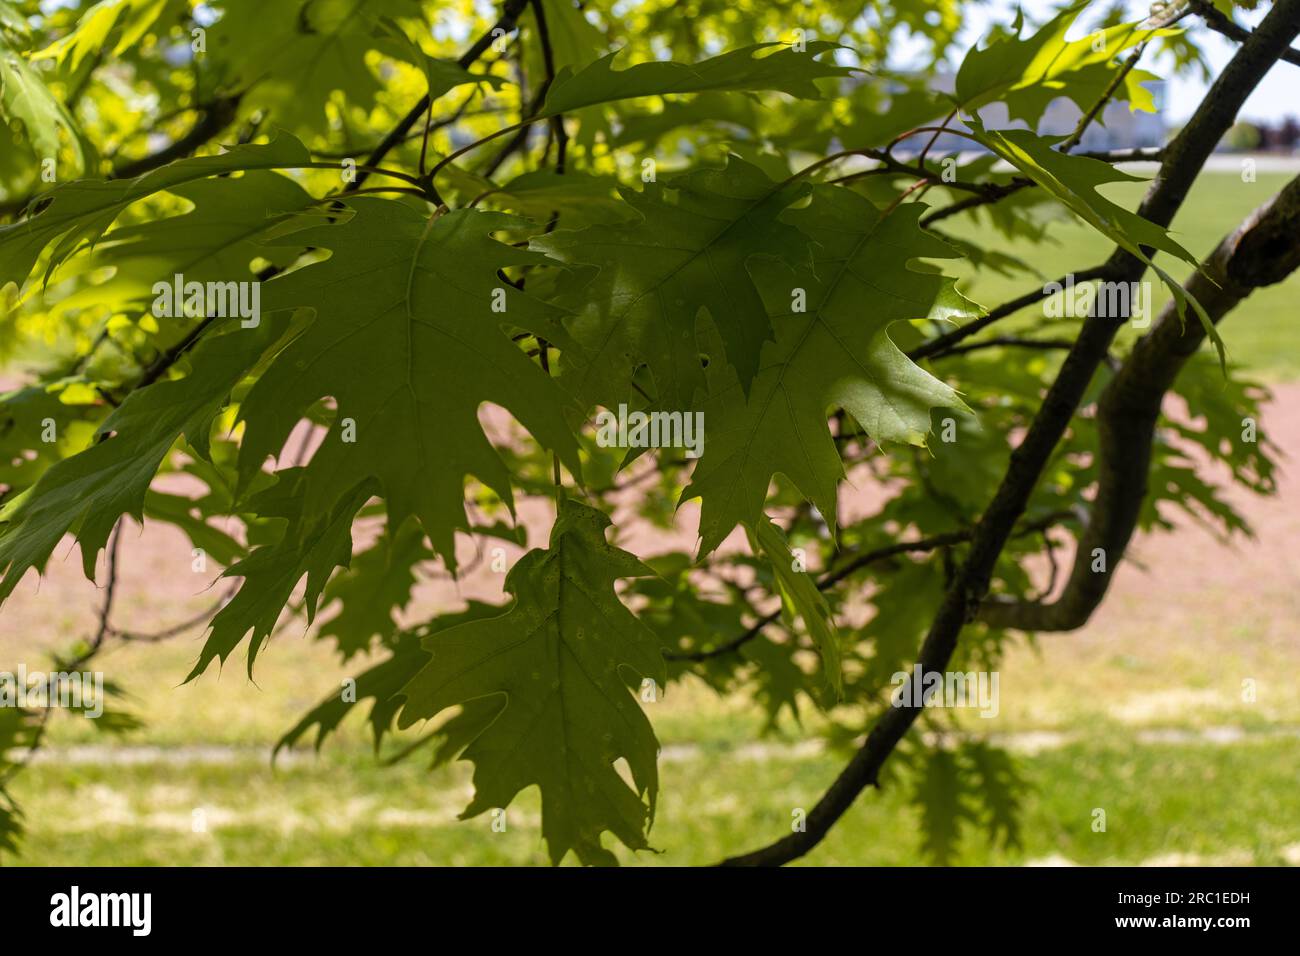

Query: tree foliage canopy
[0,0,1296,864]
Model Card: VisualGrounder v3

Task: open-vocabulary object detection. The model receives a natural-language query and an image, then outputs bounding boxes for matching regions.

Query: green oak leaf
[397,497,667,866]
[683,186,976,554]
[0,316,286,603]
[188,469,374,679]
[912,746,974,865]
[537,41,854,117]
[0,384,99,493]
[275,602,504,757]
[317,518,432,660]
[143,489,245,567]
[965,741,1026,851]
[238,199,582,565]
[278,631,430,758]
[0,134,313,289]
[0,31,86,173]
[753,515,842,698]
[954,3,1178,123]
[212,0,420,129]
[966,120,1221,362]
[1000,60,1162,130]
[50,170,316,321]
[534,156,813,407]
[840,86,950,149]
[490,168,629,228]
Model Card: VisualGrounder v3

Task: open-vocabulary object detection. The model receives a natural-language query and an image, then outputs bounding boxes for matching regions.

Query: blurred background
[1,0,1298,865]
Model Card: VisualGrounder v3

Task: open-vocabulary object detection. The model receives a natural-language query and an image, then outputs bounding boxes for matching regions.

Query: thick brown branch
[980,171,1300,631]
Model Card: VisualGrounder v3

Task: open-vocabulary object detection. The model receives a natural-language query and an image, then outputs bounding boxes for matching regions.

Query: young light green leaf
[34,0,176,72]
[954,3,1178,124]
[0,32,86,173]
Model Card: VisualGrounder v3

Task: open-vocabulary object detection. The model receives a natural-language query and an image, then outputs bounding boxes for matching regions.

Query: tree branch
[1190,0,1300,67]
[907,265,1114,362]
[530,0,569,177]
[980,171,1300,631]
[664,530,971,663]
[1058,37,1151,153]
[1075,146,1165,163]
[929,336,1077,359]
[920,16,1173,230]
[111,95,243,179]
[0,522,121,786]
[718,0,1300,866]
[0,96,242,219]
[667,513,1073,663]
[352,0,530,192]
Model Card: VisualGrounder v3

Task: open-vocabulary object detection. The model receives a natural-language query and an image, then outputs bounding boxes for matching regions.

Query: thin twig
[907,265,1114,362]
[666,513,1073,663]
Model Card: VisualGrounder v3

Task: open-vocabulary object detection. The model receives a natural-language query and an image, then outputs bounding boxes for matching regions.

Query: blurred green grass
[11,726,1300,866]
[8,614,1300,865]
[943,169,1300,380]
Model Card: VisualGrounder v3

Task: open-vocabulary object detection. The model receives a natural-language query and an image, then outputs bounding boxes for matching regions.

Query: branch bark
[980,171,1300,631]
[1190,0,1300,67]
[667,514,1071,663]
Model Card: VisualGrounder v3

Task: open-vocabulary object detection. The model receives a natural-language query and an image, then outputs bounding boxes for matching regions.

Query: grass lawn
[8,604,1300,866]
[11,734,1300,866]
[941,169,1300,381]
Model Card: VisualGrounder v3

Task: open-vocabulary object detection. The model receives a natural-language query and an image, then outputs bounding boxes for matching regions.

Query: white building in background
[1018,80,1167,149]
[888,74,1167,154]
